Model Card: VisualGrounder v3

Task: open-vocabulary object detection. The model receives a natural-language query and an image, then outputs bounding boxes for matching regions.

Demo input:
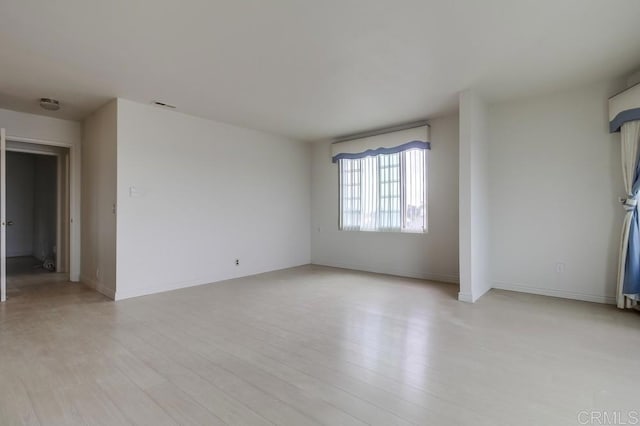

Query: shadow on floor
[4,256,105,304]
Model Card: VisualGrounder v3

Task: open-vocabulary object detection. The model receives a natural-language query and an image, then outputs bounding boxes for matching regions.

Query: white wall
[81,101,117,298]
[458,90,491,302]
[310,114,460,282]
[6,152,35,257]
[488,79,625,304]
[0,108,81,145]
[115,99,311,300]
[0,108,81,280]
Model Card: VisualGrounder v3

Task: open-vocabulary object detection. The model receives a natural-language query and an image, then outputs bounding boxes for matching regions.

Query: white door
[1,128,6,301]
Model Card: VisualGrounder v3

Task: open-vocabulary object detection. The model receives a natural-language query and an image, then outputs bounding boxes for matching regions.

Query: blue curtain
[623,164,640,297]
[622,137,640,300]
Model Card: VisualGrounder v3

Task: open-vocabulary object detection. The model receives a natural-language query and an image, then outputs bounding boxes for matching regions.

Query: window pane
[377,153,401,229]
[340,159,361,230]
[403,149,426,231]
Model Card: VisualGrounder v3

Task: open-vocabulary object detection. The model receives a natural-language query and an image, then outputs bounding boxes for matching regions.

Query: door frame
[3,135,80,287]
[5,145,70,273]
[1,128,5,301]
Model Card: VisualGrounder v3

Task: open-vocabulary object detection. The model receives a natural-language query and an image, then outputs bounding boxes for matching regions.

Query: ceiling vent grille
[152,101,176,109]
[39,98,60,111]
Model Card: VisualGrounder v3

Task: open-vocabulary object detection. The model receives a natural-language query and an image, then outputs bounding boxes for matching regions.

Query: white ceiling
[1,0,640,141]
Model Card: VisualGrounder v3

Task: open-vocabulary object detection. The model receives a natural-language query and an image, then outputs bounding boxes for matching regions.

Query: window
[338,148,427,232]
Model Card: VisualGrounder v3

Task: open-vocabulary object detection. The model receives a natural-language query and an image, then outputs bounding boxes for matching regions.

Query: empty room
[0,1,639,425]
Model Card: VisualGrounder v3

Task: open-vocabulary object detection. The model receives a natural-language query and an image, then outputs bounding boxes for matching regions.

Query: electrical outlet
[235,259,239,266]
[555,262,565,273]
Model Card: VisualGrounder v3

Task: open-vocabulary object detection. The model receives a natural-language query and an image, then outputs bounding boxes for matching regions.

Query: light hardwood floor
[0,265,638,425]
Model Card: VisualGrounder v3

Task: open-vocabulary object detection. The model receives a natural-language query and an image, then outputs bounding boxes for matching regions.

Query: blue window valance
[331,125,430,163]
[609,84,640,133]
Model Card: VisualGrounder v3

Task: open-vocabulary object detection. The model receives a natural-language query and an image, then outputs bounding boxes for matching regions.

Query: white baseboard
[311,259,460,284]
[80,275,116,300]
[457,292,474,303]
[114,276,214,301]
[114,262,313,301]
[492,281,616,305]
[423,272,460,284]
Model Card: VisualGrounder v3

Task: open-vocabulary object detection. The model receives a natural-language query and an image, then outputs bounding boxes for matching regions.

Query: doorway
[3,142,70,297]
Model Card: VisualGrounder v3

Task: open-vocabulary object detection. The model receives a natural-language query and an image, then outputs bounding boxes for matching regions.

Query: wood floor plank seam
[130,312,369,426]
[103,308,316,426]
[130,297,458,425]
[127,282,572,424]
[115,300,370,426]
[2,265,638,425]
[137,313,416,426]
[134,293,456,418]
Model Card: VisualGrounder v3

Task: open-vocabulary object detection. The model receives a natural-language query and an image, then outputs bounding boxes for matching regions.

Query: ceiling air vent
[152,101,176,109]
[39,98,60,111]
